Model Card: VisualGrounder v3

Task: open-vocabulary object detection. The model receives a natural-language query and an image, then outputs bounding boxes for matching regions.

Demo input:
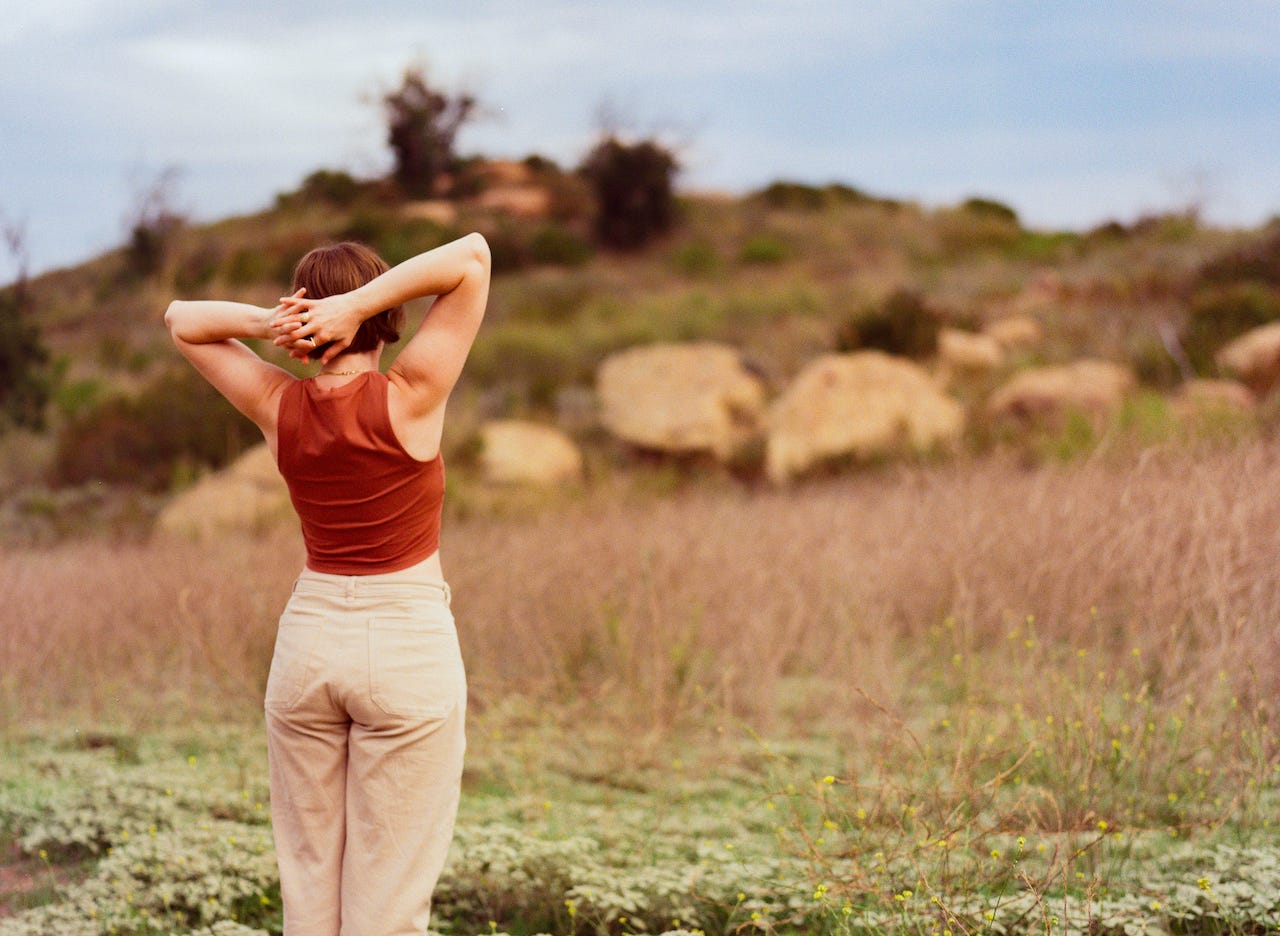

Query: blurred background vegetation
[2,63,1279,539]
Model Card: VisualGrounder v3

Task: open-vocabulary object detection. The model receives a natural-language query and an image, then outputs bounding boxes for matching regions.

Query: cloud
[3,0,1279,273]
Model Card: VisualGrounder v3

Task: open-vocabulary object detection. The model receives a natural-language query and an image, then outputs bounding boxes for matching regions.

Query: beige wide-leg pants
[265,559,466,936]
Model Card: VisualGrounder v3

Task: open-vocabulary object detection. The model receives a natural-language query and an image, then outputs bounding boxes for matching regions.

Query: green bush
[1181,282,1280,374]
[738,235,788,265]
[935,206,1022,255]
[580,135,678,250]
[670,240,721,278]
[224,248,271,286]
[339,210,455,266]
[528,224,593,267]
[299,169,364,205]
[1198,226,1280,287]
[1012,229,1081,261]
[1127,332,1186,389]
[54,368,259,491]
[959,196,1020,224]
[752,180,876,211]
[52,378,103,421]
[0,284,53,432]
[836,289,940,359]
[504,278,595,326]
[466,322,591,406]
[482,223,535,275]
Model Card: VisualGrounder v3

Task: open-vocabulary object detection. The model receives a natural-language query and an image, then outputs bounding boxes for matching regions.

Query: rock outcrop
[765,351,965,483]
[982,315,1044,352]
[987,359,1135,422]
[478,420,583,485]
[597,342,766,461]
[1215,322,1280,395]
[155,444,293,540]
[1174,378,1256,415]
[938,327,1004,375]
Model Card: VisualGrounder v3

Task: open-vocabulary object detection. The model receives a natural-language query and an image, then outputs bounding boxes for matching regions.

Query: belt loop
[442,582,452,607]
[346,577,356,601]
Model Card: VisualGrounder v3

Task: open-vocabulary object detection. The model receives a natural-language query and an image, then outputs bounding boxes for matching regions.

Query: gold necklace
[318,369,374,377]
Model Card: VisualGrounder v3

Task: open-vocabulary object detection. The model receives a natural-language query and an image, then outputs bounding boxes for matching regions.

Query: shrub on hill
[959,196,1020,224]
[836,288,940,359]
[580,135,678,249]
[752,180,877,211]
[1198,225,1280,287]
[1181,282,1280,375]
[54,368,259,491]
[275,169,371,209]
[340,210,457,267]
[381,65,479,198]
[0,284,52,432]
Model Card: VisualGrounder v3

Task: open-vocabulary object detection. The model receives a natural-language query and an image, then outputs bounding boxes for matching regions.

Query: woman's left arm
[164,298,297,437]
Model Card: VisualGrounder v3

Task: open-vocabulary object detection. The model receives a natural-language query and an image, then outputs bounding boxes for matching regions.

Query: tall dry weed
[4,442,1279,745]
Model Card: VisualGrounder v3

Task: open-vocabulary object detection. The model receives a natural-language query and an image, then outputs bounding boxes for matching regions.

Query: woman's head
[291,242,403,360]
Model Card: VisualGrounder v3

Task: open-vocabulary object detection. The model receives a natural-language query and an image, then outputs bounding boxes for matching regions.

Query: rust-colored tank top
[277,372,444,574]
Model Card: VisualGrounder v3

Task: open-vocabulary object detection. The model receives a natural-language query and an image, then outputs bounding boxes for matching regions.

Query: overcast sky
[3,0,1279,277]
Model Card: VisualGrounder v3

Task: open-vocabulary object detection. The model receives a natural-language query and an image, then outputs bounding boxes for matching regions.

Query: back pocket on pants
[265,612,320,711]
[368,617,464,720]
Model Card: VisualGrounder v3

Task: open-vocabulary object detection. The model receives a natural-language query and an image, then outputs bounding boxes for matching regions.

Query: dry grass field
[7,439,1278,753]
[5,443,1280,933]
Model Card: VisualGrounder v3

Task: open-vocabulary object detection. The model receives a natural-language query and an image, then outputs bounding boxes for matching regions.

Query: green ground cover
[1,719,1276,936]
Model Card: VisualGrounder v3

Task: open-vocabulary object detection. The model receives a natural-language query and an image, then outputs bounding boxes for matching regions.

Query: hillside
[5,164,1280,533]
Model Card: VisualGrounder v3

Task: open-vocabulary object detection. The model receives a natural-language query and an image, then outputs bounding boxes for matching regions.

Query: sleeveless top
[276,372,444,574]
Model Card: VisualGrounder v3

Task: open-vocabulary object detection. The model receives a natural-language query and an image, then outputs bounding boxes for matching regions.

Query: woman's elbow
[465,232,491,270]
[163,300,191,341]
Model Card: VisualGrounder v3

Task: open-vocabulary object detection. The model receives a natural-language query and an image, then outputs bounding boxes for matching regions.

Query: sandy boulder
[1215,322,1280,395]
[478,420,583,485]
[597,342,766,461]
[987,359,1135,422]
[982,315,1044,352]
[938,327,1004,374]
[402,199,458,226]
[1174,378,1256,415]
[765,351,965,483]
[476,185,552,219]
[155,444,294,540]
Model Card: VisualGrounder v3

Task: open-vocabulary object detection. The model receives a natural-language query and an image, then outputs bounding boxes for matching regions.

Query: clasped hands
[269,289,363,364]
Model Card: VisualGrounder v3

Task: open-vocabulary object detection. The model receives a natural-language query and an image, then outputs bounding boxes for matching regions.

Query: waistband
[293,556,451,605]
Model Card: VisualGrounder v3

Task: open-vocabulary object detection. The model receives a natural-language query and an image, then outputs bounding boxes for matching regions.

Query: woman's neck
[317,351,380,377]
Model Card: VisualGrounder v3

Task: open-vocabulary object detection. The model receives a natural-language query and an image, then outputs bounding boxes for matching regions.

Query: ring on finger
[300,312,310,324]
[306,336,316,345]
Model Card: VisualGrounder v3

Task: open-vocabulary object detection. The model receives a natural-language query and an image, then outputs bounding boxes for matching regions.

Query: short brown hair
[292,242,404,360]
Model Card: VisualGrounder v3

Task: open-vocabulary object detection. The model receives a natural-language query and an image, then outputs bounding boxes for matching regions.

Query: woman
[165,232,490,935]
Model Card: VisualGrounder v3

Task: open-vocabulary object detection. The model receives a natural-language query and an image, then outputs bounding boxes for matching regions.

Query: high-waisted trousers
[264,558,466,936]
